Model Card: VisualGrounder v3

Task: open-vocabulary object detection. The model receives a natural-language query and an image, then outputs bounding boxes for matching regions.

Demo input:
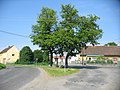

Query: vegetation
[0,63,6,70]
[33,49,49,63]
[42,66,79,77]
[34,62,49,66]
[30,4,103,68]
[16,46,34,64]
[30,7,57,67]
[104,42,118,46]
[33,49,43,62]
[87,56,113,64]
[87,60,113,64]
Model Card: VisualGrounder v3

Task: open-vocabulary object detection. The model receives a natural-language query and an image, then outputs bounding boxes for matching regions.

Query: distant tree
[104,42,118,46]
[33,50,49,63]
[33,50,43,62]
[42,50,49,62]
[19,46,34,64]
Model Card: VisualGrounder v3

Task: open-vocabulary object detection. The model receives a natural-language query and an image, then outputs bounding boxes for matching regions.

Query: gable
[0,46,14,54]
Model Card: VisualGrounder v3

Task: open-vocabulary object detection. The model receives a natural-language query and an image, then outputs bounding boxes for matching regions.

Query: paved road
[20,65,120,90]
[0,66,40,90]
[64,65,120,90]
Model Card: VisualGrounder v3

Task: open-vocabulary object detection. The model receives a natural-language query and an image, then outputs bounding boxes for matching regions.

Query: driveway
[21,65,120,90]
[0,66,40,90]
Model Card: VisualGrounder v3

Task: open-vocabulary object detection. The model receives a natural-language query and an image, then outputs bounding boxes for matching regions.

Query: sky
[0,0,120,51]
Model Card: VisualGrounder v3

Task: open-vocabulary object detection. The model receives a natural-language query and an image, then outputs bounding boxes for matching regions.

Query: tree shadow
[68,65,100,69]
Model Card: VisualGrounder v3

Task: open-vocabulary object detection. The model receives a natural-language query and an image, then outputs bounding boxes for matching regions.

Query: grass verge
[41,66,79,77]
[0,63,6,70]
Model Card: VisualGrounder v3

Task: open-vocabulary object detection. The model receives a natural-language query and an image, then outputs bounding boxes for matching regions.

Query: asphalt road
[20,65,120,90]
[0,66,40,90]
[64,65,120,90]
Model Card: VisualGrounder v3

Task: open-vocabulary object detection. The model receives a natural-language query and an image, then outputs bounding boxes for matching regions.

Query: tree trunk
[65,53,69,68]
[49,50,53,67]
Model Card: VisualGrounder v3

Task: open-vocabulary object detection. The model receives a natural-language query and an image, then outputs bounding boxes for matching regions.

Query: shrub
[107,60,113,64]
[33,50,43,63]
[0,63,6,70]
[19,46,34,64]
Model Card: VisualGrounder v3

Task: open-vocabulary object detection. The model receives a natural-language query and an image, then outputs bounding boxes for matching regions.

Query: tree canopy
[19,46,34,64]
[30,4,103,68]
[104,42,118,46]
[31,7,57,66]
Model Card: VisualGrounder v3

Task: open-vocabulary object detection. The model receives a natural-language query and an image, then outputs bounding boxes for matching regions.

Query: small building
[53,56,65,66]
[53,55,77,65]
[78,46,120,64]
[0,45,19,64]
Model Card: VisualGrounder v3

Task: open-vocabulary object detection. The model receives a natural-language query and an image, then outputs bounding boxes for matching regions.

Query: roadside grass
[7,62,49,67]
[41,66,79,77]
[0,63,6,70]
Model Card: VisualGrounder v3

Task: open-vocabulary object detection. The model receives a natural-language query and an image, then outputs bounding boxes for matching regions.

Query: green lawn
[42,66,79,77]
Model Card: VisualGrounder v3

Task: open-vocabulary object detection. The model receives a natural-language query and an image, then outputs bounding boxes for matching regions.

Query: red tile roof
[0,46,14,54]
[81,46,120,56]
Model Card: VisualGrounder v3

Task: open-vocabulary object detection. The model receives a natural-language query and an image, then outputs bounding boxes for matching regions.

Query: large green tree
[30,4,103,68]
[30,7,57,67]
[58,4,79,68]
[56,4,103,68]
[19,46,34,64]
[104,42,118,46]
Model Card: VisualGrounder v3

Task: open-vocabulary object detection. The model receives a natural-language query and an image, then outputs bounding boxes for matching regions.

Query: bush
[0,63,6,70]
[87,60,107,64]
[33,50,43,63]
[107,60,113,64]
[19,46,34,64]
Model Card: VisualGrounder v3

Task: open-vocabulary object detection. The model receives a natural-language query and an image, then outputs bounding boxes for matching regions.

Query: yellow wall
[0,46,19,64]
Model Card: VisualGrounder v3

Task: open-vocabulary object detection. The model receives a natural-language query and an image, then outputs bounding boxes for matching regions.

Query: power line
[0,30,29,38]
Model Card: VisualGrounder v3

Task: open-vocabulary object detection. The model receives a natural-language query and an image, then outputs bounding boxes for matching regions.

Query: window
[3,58,6,60]
[89,58,91,60]
[12,54,15,56]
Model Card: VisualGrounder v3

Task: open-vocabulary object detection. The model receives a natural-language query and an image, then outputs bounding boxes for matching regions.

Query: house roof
[81,46,120,56]
[0,46,14,54]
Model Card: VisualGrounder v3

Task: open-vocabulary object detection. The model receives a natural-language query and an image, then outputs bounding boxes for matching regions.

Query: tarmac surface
[21,65,120,90]
[0,66,40,90]
[0,65,119,90]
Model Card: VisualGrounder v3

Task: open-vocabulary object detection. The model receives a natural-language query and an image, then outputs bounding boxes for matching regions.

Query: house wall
[0,46,19,64]
[6,46,19,63]
[0,54,3,63]
[0,53,7,64]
